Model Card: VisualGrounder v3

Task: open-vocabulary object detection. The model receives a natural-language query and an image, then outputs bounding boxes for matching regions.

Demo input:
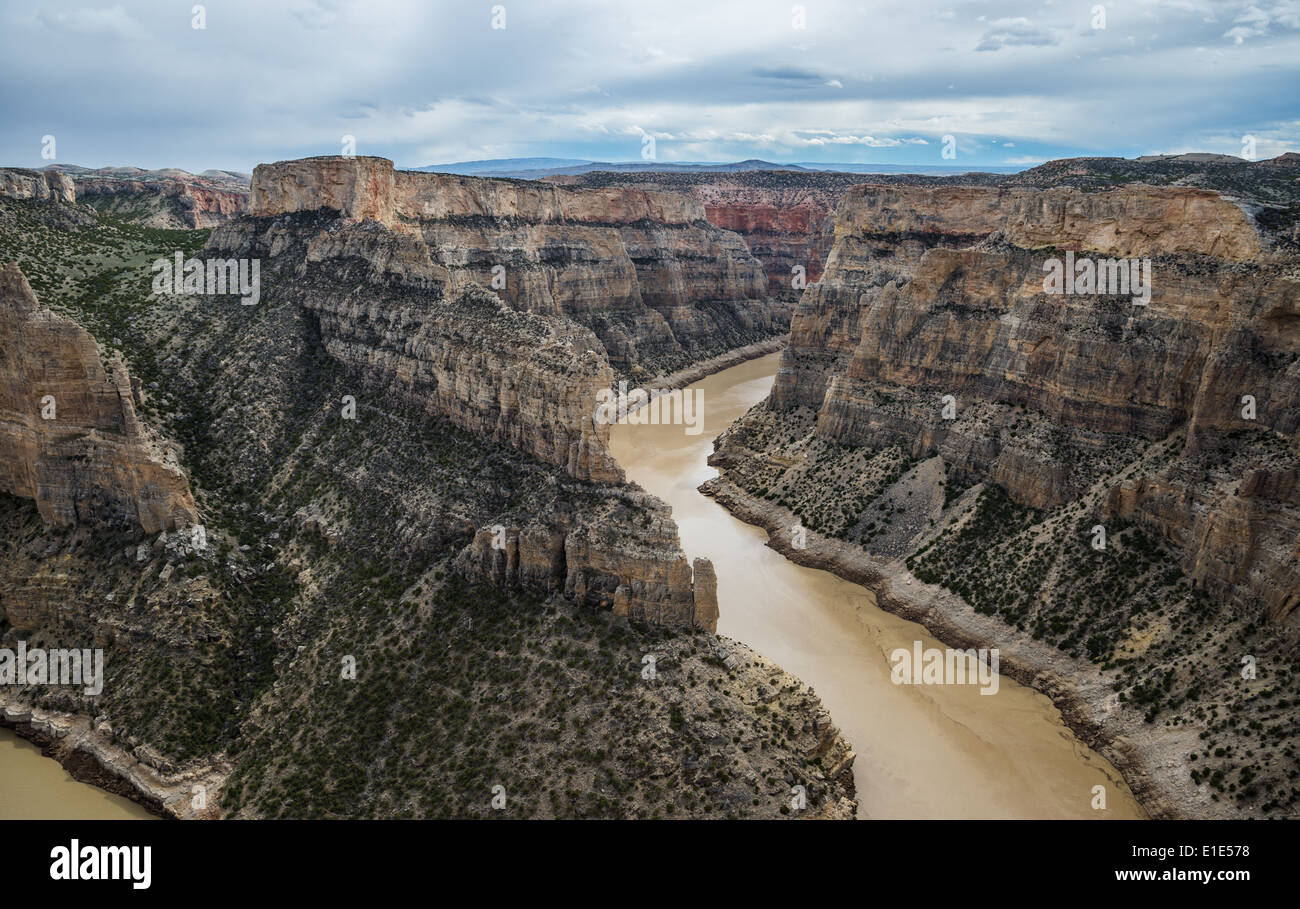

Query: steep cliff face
[560,171,880,303]
[698,185,836,298]
[774,183,1269,409]
[771,182,1299,620]
[250,156,395,224]
[0,157,854,819]
[210,209,620,486]
[0,263,197,533]
[709,166,1299,818]
[248,157,780,375]
[456,495,718,629]
[208,164,723,629]
[826,184,1261,259]
[75,175,246,229]
[0,168,76,205]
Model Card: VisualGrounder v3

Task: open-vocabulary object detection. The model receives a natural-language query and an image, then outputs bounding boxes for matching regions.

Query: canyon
[612,353,1144,818]
[205,155,753,627]
[49,165,250,229]
[0,154,852,818]
[244,156,785,377]
[708,154,1300,818]
[0,150,1295,820]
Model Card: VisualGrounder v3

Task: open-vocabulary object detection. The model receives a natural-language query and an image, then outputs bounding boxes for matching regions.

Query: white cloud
[35,4,144,38]
[976,17,1058,51]
[0,0,1297,170]
[1222,0,1300,42]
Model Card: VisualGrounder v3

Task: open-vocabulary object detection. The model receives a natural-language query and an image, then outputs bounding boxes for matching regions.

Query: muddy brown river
[0,351,1142,820]
[610,352,1144,819]
[0,728,154,819]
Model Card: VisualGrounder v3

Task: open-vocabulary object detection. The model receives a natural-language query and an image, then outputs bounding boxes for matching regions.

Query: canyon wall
[209,161,725,628]
[557,171,878,303]
[0,168,76,205]
[697,184,837,299]
[209,211,621,485]
[772,181,1299,621]
[0,263,197,533]
[249,157,780,374]
[1,165,249,228]
[74,175,247,228]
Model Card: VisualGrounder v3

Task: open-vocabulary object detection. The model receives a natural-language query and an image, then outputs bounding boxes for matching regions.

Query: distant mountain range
[413,157,1025,179]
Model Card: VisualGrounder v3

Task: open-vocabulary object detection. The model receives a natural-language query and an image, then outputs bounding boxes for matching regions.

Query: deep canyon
[0,151,1295,819]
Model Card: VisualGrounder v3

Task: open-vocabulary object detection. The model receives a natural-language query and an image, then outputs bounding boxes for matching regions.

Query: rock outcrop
[559,170,878,302]
[248,157,781,374]
[0,263,197,533]
[0,168,76,205]
[250,156,396,224]
[75,175,246,229]
[457,495,720,631]
[769,181,1299,621]
[207,159,735,628]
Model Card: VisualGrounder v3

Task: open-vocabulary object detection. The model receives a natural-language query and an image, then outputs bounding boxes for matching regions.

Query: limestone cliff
[207,161,725,629]
[248,157,781,375]
[559,170,878,303]
[209,211,620,486]
[0,263,197,533]
[0,168,76,205]
[706,163,1299,818]
[768,181,1298,621]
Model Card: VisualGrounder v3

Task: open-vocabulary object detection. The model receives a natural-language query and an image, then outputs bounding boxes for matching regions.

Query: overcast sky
[2,0,1297,173]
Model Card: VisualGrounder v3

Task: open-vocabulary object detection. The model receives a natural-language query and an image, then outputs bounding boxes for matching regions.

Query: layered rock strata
[0,263,197,533]
[558,171,877,302]
[771,181,1298,621]
[209,161,727,628]
[0,168,76,205]
[248,157,781,373]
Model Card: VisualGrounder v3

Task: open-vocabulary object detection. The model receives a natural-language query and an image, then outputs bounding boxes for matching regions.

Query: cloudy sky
[1,0,1297,173]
